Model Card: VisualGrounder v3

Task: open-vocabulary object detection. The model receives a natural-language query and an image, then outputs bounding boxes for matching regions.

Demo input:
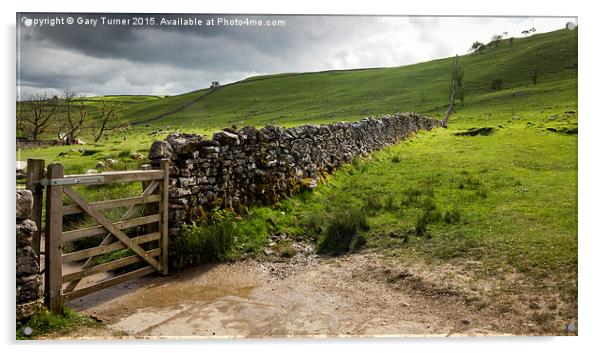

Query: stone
[95,161,106,169]
[85,169,98,174]
[169,187,191,198]
[16,247,38,275]
[130,152,146,161]
[105,159,118,168]
[16,298,44,322]
[148,140,174,160]
[179,177,197,187]
[171,198,189,206]
[213,131,240,146]
[16,274,42,302]
[16,190,33,220]
[16,219,37,248]
[263,248,276,256]
[165,132,204,155]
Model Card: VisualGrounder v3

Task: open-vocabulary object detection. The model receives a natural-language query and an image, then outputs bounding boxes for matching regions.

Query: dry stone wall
[148,113,444,254]
[16,190,43,321]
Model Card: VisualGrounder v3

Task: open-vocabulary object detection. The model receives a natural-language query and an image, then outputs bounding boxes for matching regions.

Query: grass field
[18,28,577,174]
[17,28,578,332]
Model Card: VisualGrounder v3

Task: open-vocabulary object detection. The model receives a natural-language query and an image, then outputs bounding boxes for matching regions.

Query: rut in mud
[62,251,535,338]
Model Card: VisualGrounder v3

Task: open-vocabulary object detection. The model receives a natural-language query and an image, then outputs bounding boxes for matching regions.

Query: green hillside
[17,27,578,174]
[112,28,576,130]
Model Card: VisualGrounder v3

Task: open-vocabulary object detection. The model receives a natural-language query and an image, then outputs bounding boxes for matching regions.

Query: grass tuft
[316,207,369,255]
[16,306,100,340]
[175,209,238,267]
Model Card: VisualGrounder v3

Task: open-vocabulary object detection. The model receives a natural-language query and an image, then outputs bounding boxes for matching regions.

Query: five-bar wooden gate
[38,160,169,313]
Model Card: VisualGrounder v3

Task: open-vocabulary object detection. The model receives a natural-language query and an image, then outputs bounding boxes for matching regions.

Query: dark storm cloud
[20,15,378,71]
[16,13,573,97]
[18,14,396,96]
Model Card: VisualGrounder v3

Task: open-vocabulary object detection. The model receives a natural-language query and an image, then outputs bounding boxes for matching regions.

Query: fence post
[141,164,159,240]
[160,159,169,275]
[45,163,63,314]
[25,159,45,257]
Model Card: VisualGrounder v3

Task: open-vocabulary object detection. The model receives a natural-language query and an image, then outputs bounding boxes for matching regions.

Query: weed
[117,149,131,158]
[475,188,488,198]
[272,240,297,258]
[316,207,369,255]
[16,306,100,340]
[442,208,462,224]
[80,149,101,156]
[401,187,423,206]
[176,209,238,267]
[415,207,441,237]
[364,196,383,212]
[491,78,504,90]
[532,311,556,325]
[458,175,482,190]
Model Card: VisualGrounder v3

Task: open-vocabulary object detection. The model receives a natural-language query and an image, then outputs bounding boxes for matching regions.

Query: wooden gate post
[141,164,159,235]
[160,159,169,275]
[45,163,64,314]
[25,159,45,256]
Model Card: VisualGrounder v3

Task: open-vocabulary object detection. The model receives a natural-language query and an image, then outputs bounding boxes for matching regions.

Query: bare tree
[58,89,89,144]
[489,34,503,48]
[93,98,122,142]
[16,100,26,138]
[469,41,486,54]
[522,28,536,36]
[443,55,463,125]
[529,70,538,85]
[20,93,61,141]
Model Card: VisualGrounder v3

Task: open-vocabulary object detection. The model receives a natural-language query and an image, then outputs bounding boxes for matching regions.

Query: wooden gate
[38,160,169,313]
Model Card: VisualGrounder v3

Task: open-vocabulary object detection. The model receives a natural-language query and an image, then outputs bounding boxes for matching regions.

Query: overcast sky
[16,14,576,98]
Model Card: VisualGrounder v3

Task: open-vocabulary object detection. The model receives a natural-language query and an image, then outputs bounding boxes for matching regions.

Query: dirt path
[57,251,535,339]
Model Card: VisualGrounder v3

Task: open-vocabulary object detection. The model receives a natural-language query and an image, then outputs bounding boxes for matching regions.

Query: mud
[59,251,532,339]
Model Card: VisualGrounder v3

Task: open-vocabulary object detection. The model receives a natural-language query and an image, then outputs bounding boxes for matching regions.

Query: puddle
[69,254,520,338]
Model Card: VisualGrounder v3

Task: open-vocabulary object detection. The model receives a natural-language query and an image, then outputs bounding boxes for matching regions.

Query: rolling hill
[107,27,577,130]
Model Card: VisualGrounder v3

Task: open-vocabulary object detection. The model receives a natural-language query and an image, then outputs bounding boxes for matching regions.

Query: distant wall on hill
[16,138,60,150]
[147,113,445,254]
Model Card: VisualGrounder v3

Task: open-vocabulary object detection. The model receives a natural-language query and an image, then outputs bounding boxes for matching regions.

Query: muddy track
[52,251,556,339]
[130,87,222,126]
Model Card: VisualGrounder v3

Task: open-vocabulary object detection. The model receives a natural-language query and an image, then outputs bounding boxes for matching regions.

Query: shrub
[175,210,238,267]
[401,187,423,206]
[491,78,503,90]
[391,155,401,163]
[458,175,482,190]
[117,149,131,158]
[273,240,297,258]
[80,149,101,156]
[475,188,488,198]
[350,233,367,251]
[351,156,368,173]
[300,211,328,241]
[316,208,369,255]
[442,208,462,224]
[414,199,441,237]
[364,196,383,215]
